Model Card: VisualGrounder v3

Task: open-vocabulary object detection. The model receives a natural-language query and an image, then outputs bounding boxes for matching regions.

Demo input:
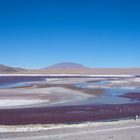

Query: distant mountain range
[0,64,26,73]
[0,63,140,75]
[0,63,89,73]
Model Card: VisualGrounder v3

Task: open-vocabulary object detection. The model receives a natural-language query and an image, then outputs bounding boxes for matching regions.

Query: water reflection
[76,79,140,105]
[0,76,140,105]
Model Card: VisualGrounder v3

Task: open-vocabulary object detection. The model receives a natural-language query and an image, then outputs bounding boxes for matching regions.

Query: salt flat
[0,99,47,108]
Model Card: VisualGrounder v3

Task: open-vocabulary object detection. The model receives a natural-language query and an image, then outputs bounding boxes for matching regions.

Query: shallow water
[0,76,140,106]
[0,76,46,88]
[76,79,140,105]
[0,82,33,89]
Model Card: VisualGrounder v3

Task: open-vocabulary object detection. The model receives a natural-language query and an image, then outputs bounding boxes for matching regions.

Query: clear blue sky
[0,0,140,68]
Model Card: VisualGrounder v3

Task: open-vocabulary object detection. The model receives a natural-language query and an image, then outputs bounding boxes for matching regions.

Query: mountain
[0,64,18,73]
[0,63,140,75]
[43,62,89,70]
[38,62,92,74]
[0,64,26,73]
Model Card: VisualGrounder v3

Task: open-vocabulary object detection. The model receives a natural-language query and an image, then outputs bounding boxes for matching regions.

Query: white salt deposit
[0,99,47,107]
[110,80,130,84]
[133,78,140,82]
[0,74,134,77]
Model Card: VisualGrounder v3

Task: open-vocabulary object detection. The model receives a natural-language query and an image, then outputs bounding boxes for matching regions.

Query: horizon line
[1,63,140,69]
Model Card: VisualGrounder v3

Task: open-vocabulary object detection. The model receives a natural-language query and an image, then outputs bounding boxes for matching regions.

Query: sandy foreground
[0,119,140,140]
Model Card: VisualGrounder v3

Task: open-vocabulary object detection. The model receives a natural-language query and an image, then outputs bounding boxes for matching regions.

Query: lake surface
[0,76,140,106]
[0,75,140,125]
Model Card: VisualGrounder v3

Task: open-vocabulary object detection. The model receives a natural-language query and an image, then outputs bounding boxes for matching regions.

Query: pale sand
[0,119,139,133]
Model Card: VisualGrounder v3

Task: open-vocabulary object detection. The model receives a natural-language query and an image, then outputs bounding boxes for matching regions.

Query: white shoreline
[0,74,135,77]
[0,99,48,108]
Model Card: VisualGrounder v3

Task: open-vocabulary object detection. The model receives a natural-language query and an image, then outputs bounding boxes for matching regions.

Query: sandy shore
[0,118,139,133]
[0,119,140,140]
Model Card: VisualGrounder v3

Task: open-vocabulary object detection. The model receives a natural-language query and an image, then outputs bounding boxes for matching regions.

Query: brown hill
[0,64,26,74]
[0,64,18,73]
[43,62,89,70]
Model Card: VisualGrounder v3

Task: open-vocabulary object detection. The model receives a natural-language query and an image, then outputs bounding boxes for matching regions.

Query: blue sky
[0,0,140,68]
